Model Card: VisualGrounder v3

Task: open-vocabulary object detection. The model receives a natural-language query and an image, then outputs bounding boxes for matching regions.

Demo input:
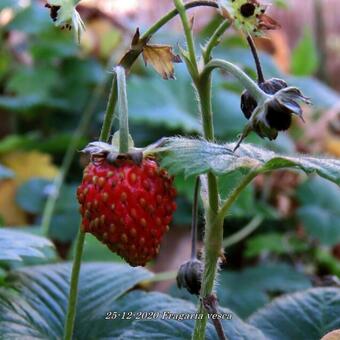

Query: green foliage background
[0,1,339,339]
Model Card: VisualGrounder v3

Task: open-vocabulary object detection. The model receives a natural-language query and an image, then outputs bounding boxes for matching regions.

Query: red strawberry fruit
[77,154,176,267]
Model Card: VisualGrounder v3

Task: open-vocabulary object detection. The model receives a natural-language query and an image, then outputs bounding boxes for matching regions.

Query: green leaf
[249,288,340,340]
[0,134,40,154]
[128,69,201,133]
[0,263,264,339]
[16,179,80,243]
[49,212,80,243]
[0,0,19,11]
[0,165,13,180]
[291,28,319,76]
[218,172,257,217]
[245,233,286,257]
[117,291,264,340]
[0,228,54,263]
[297,177,340,245]
[162,138,340,185]
[16,178,51,214]
[6,2,50,34]
[0,263,153,339]
[218,263,311,318]
[245,233,308,258]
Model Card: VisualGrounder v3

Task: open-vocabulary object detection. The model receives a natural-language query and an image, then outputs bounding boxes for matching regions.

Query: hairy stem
[173,0,199,77]
[203,20,231,63]
[142,1,218,39]
[191,177,201,259]
[169,3,223,337]
[203,59,268,103]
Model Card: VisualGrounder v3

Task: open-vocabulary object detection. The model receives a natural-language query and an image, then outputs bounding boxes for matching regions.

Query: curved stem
[222,215,263,248]
[218,172,258,221]
[246,35,265,84]
[63,230,85,340]
[142,1,218,40]
[191,177,201,260]
[173,0,199,77]
[203,20,231,63]
[115,66,130,153]
[203,58,268,103]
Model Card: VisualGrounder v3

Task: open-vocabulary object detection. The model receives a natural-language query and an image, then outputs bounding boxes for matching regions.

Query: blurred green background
[0,0,339,318]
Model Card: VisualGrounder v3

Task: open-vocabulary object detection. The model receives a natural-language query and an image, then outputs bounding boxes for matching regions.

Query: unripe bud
[176,259,203,295]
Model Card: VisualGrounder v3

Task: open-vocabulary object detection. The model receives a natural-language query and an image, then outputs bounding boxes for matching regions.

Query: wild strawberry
[77,152,176,267]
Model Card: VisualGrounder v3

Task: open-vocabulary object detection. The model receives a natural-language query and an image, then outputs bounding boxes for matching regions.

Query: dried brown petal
[142,45,181,80]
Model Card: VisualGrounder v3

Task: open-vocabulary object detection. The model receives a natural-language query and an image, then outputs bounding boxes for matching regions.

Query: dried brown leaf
[142,44,181,80]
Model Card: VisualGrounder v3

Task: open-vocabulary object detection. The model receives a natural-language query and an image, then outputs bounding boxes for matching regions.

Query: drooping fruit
[77,157,176,267]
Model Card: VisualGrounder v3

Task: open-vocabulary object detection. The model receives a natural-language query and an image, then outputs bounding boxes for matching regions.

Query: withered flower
[240,79,311,141]
[218,0,280,36]
[45,0,85,42]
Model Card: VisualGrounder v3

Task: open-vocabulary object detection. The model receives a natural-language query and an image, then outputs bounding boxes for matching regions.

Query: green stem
[191,177,201,260]
[217,172,258,222]
[203,20,231,63]
[63,73,119,340]
[100,75,118,141]
[115,66,130,153]
[222,215,263,248]
[63,230,85,340]
[193,173,257,340]
[203,58,268,103]
[173,0,199,77]
[41,84,105,236]
[142,1,218,39]
[171,3,223,337]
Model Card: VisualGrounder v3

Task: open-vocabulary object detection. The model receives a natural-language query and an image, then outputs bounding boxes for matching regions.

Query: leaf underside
[0,228,54,263]
[161,138,340,185]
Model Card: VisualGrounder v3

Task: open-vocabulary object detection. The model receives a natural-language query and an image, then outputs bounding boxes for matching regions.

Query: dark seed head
[176,259,203,295]
[266,101,292,131]
[240,3,256,18]
[240,78,288,120]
